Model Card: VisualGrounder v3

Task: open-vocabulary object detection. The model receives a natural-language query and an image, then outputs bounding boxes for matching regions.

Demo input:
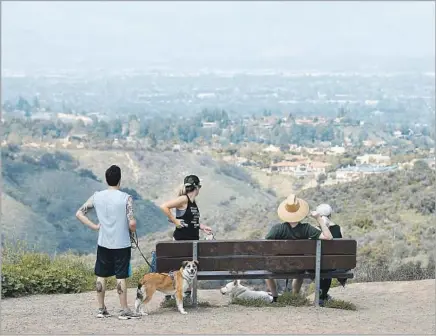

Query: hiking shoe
[118,308,142,320]
[319,294,333,306]
[97,306,111,318]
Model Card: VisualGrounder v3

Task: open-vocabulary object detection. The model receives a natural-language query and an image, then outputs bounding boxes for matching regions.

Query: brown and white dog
[135,260,199,315]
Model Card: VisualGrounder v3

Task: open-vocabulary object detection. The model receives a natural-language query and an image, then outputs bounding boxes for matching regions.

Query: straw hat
[277,194,310,223]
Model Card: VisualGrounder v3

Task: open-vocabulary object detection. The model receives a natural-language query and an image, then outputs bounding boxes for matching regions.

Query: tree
[110,119,123,136]
[33,96,40,109]
[149,133,157,148]
[2,100,14,112]
[317,174,327,184]
[16,96,31,114]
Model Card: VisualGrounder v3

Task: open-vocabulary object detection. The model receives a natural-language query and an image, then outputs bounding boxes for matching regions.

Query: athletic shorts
[94,245,132,279]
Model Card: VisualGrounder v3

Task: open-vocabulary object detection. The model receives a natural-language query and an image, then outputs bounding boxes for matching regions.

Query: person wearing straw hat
[264,194,333,303]
[315,203,348,306]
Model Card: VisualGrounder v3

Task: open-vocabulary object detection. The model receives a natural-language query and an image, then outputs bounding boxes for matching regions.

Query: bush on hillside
[1,240,148,298]
[77,168,99,181]
[214,162,259,187]
[356,259,435,283]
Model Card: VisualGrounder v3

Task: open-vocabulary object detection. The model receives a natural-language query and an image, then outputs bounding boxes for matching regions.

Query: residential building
[262,145,281,153]
[356,154,391,166]
[328,146,346,156]
[336,165,398,182]
[270,160,331,177]
[202,122,218,128]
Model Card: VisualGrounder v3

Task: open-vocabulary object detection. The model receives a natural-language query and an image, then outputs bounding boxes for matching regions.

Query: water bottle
[150,250,157,273]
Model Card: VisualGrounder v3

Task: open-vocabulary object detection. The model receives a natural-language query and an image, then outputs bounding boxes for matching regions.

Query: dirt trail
[1,280,434,334]
[125,152,140,183]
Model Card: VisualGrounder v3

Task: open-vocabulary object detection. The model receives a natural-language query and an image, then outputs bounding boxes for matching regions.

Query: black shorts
[94,245,132,279]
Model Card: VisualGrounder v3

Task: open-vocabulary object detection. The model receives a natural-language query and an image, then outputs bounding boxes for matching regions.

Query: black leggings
[320,278,332,300]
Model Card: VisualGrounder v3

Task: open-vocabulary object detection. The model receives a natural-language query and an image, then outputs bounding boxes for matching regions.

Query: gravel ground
[1,279,434,334]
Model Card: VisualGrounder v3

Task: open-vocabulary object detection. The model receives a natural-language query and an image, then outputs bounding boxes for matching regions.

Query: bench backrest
[155,239,357,273]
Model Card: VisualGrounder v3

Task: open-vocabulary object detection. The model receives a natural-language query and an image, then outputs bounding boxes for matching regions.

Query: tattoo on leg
[96,281,103,293]
[117,282,123,295]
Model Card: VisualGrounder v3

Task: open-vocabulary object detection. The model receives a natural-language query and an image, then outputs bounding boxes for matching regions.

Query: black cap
[184,175,201,187]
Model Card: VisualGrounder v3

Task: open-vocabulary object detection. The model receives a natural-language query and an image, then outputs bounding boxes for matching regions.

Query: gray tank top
[92,189,131,249]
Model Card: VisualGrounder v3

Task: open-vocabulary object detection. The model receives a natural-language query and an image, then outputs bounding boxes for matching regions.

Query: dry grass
[323,299,357,310]
[232,292,309,308]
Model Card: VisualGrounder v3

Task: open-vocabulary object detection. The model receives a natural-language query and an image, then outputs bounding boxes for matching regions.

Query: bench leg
[314,240,321,308]
[192,276,198,307]
[192,241,198,308]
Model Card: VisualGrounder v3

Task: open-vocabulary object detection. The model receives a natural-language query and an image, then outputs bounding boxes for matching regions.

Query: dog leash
[130,230,214,269]
[130,231,153,269]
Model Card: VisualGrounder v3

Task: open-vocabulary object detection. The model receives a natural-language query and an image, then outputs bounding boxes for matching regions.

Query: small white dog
[220,280,273,303]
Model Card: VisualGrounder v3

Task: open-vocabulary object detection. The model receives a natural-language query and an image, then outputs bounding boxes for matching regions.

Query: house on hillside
[57,113,93,126]
[305,147,326,155]
[260,116,278,129]
[328,146,346,156]
[336,165,398,182]
[202,122,218,128]
[262,145,281,153]
[270,160,331,177]
[362,140,387,148]
[356,154,391,166]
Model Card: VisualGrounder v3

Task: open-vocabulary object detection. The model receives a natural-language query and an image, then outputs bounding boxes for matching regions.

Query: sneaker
[97,306,111,318]
[118,308,142,320]
[319,294,333,306]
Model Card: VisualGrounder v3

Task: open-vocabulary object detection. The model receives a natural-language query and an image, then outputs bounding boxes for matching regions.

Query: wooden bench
[155,239,357,307]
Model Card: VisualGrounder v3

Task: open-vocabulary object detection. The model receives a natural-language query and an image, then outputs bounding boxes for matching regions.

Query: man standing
[76,165,141,320]
[264,194,333,302]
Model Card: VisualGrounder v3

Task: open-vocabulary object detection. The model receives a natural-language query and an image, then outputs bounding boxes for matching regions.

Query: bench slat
[197,270,354,280]
[156,255,356,273]
[156,239,356,257]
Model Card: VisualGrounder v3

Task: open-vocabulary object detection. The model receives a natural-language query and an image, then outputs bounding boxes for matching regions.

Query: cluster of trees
[3,98,434,150]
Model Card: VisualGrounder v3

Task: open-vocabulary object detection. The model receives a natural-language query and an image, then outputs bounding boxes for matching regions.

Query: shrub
[323,299,357,310]
[77,168,99,181]
[1,240,149,298]
[1,252,94,297]
[214,162,259,187]
[354,217,374,230]
[39,153,59,169]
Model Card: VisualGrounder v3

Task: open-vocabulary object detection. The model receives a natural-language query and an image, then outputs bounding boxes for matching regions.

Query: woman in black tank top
[160,175,213,240]
[159,175,214,300]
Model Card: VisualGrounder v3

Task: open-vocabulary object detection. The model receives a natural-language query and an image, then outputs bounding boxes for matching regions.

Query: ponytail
[177,184,187,197]
[177,183,196,196]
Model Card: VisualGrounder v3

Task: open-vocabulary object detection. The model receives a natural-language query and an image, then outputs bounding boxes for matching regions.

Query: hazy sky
[2,1,435,71]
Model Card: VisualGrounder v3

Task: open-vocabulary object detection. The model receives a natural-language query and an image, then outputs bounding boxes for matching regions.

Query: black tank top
[329,224,342,239]
[173,195,201,241]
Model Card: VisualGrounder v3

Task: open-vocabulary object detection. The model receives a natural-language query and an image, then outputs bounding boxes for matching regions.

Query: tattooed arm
[126,196,137,232]
[75,195,100,231]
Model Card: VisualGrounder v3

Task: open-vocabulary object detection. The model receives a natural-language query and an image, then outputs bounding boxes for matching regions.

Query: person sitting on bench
[315,203,348,306]
[264,194,333,303]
